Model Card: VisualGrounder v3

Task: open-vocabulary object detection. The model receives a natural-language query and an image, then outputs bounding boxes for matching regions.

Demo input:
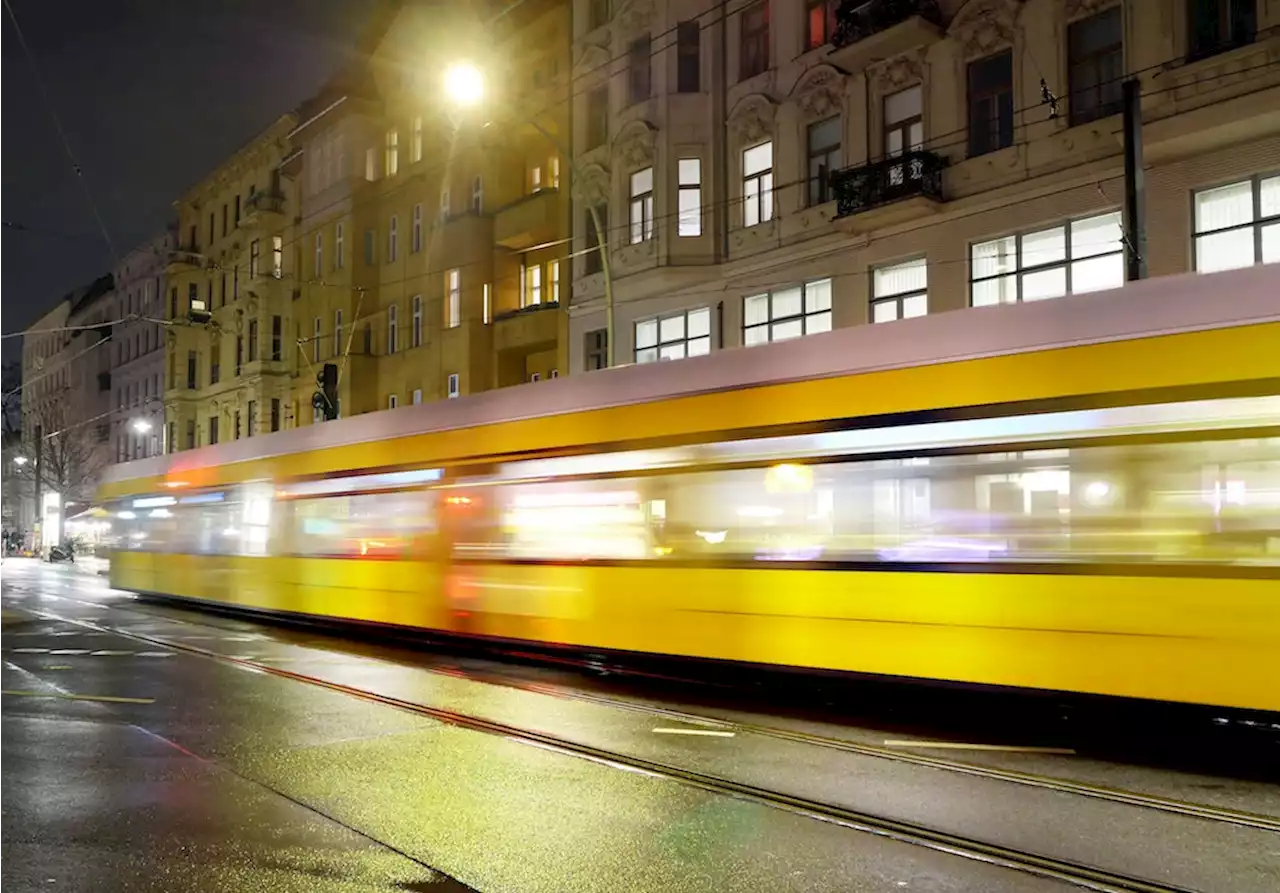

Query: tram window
[289,490,436,558]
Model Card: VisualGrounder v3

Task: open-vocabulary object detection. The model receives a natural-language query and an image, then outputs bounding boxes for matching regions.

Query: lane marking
[10,648,49,653]
[1,689,155,704]
[49,649,90,655]
[135,651,174,658]
[90,650,135,656]
[652,727,736,737]
[44,665,73,670]
[882,740,1076,755]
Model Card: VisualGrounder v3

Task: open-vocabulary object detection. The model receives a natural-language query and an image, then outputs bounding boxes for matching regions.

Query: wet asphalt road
[3,559,1279,892]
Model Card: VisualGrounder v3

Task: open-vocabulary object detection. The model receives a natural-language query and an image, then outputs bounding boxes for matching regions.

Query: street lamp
[442,61,616,368]
[131,418,153,434]
[12,455,28,466]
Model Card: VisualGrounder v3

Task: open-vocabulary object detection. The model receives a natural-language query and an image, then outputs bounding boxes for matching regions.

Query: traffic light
[313,363,339,421]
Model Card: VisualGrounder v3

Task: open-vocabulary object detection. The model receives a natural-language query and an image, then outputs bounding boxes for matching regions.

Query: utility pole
[33,424,43,551]
[1122,78,1147,281]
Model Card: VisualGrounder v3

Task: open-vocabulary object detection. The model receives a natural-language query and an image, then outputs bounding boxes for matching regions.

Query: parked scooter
[47,544,75,563]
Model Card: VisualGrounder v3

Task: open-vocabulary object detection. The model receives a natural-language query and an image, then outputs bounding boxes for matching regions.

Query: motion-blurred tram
[97,265,1280,712]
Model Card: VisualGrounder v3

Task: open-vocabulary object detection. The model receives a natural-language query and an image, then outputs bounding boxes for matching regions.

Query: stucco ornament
[728,94,777,146]
[872,50,925,94]
[1064,0,1118,21]
[572,42,610,79]
[613,119,657,170]
[794,66,847,120]
[950,0,1021,59]
[614,0,655,37]
[572,163,611,207]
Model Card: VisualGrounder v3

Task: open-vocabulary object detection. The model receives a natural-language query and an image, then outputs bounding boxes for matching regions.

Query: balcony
[165,248,207,273]
[830,0,943,70]
[494,189,563,250]
[831,150,945,232]
[493,301,561,354]
[240,189,286,230]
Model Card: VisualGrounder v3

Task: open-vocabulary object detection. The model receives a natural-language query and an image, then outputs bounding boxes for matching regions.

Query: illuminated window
[412,294,423,347]
[483,282,492,324]
[388,304,398,354]
[549,155,560,188]
[635,307,711,363]
[527,264,542,306]
[630,167,654,243]
[447,373,460,398]
[385,128,399,177]
[412,203,423,252]
[970,211,1124,305]
[271,236,282,278]
[365,146,377,181]
[550,261,560,303]
[872,258,927,323]
[446,269,461,328]
[412,388,422,404]
[744,279,832,345]
[388,214,398,263]
[1193,175,1280,273]
[805,0,835,50]
[678,159,702,236]
[743,142,773,226]
[472,175,484,213]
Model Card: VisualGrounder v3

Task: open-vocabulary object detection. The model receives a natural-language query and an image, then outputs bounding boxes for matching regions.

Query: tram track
[32,585,1280,836]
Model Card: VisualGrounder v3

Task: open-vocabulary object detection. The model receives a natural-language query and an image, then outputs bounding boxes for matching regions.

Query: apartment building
[111,231,171,460]
[286,0,573,423]
[567,0,1280,369]
[164,114,299,452]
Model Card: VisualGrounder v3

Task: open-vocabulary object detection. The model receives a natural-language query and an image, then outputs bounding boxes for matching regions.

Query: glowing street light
[443,62,485,109]
[12,455,29,466]
[131,418,153,434]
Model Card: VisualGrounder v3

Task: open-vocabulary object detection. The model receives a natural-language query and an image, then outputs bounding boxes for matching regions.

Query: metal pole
[33,424,43,551]
[1122,78,1147,281]
[523,118,615,368]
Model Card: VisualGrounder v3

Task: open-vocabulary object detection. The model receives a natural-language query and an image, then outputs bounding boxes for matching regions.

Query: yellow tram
[97,266,1280,711]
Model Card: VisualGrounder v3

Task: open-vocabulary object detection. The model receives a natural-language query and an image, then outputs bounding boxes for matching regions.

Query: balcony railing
[831,150,944,218]
[245,189,285,215]
[832,0,942,48]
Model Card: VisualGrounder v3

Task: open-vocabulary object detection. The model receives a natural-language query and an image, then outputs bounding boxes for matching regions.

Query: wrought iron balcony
[831,150,945,219]
[241,189,286,229]
[832,0,942,48]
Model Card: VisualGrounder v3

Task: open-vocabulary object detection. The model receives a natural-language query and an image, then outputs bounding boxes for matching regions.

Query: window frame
[967,50,1014,158]
[388,214,399,263]
[743,278,833,346]
[313,232,323,277]
[412,203,423,252]
[678,158,703,236]
[447,373,460,398]
[412,294,423,347]
[446,268,462,327]
[634,307,712,364]
[472,175,484,213]
[629,167,655,243]
[739,0,770,81]
[969,210,1126,306]
[628,34,652,104]
[1067,6,1124,126]
[804,0,836,51]
[742,141,774,227]
[677,20,700,93]
[1192,173,1280,272]
[586,86,609,150]
[385,128,399,177]
[807,117,842,207]
[335,222,345,269]
[870,257,929,323]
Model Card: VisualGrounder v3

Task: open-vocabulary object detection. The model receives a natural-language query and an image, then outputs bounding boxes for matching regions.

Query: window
[807,117,842,206]
[872,258,928,323]
[208,212,215,245]
[550,261,560,303]
[412,116,423,162]
[531,372,542,383]
[970,211,1125,305]
[527,264,543,306]
[1193,175,1280,272]
[385,128,399,177]
[388,215,399,262]
[314,232,323,277]
[187,350,198,389]
[210,351,220,385]
[222,204,228,237]
[220,272,227,307]
[483,283,492,324]
[677,20,700,92]
[406,294,422,348]
[313,317,321,363]
[884,86,922,158]
[1188,0,1256,60]
[742,141,774,227]
[629,167,655,243]
[628,35,652,104]
[272,236,283,278]
[248,320,258,361]
[968,51,1014,157]
[271,315,282,361]
[678,159,702,236]
[447,373,460,398]
[1067,8,1123,126]
[531,165,543,192]
[585,208,608,275]
[186,419,195,450]
[389,393,399,409]
[472,175,483,213]
[247,401,257,437]
[550,156,560,189]
[334,310,344,356]
[365,146,378,181]
[739,1,769,81]
[412,389,422,405]
[744,279,832,345]
[168,421,175,454]
[249,239,261,277]
[209,416,219,446]
[388,304,399,354]
[335,222,345,269]
[635,308,711,363]
[446,269,461,327]
[170,286,178,319]
[805,0,835,51]
[588,0,611,30]
[364,229,376,265]
[235,336,243,376]
[233,195,241,226]
[271,398,280,433]
[586,87,609,150]
[412,204,423,252]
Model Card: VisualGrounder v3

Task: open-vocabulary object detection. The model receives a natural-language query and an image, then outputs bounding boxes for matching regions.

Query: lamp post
[131,418,153,434]
[442,62,616,368]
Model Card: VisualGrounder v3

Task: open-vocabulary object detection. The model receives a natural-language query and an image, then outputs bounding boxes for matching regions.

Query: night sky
[2,0,384,364]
